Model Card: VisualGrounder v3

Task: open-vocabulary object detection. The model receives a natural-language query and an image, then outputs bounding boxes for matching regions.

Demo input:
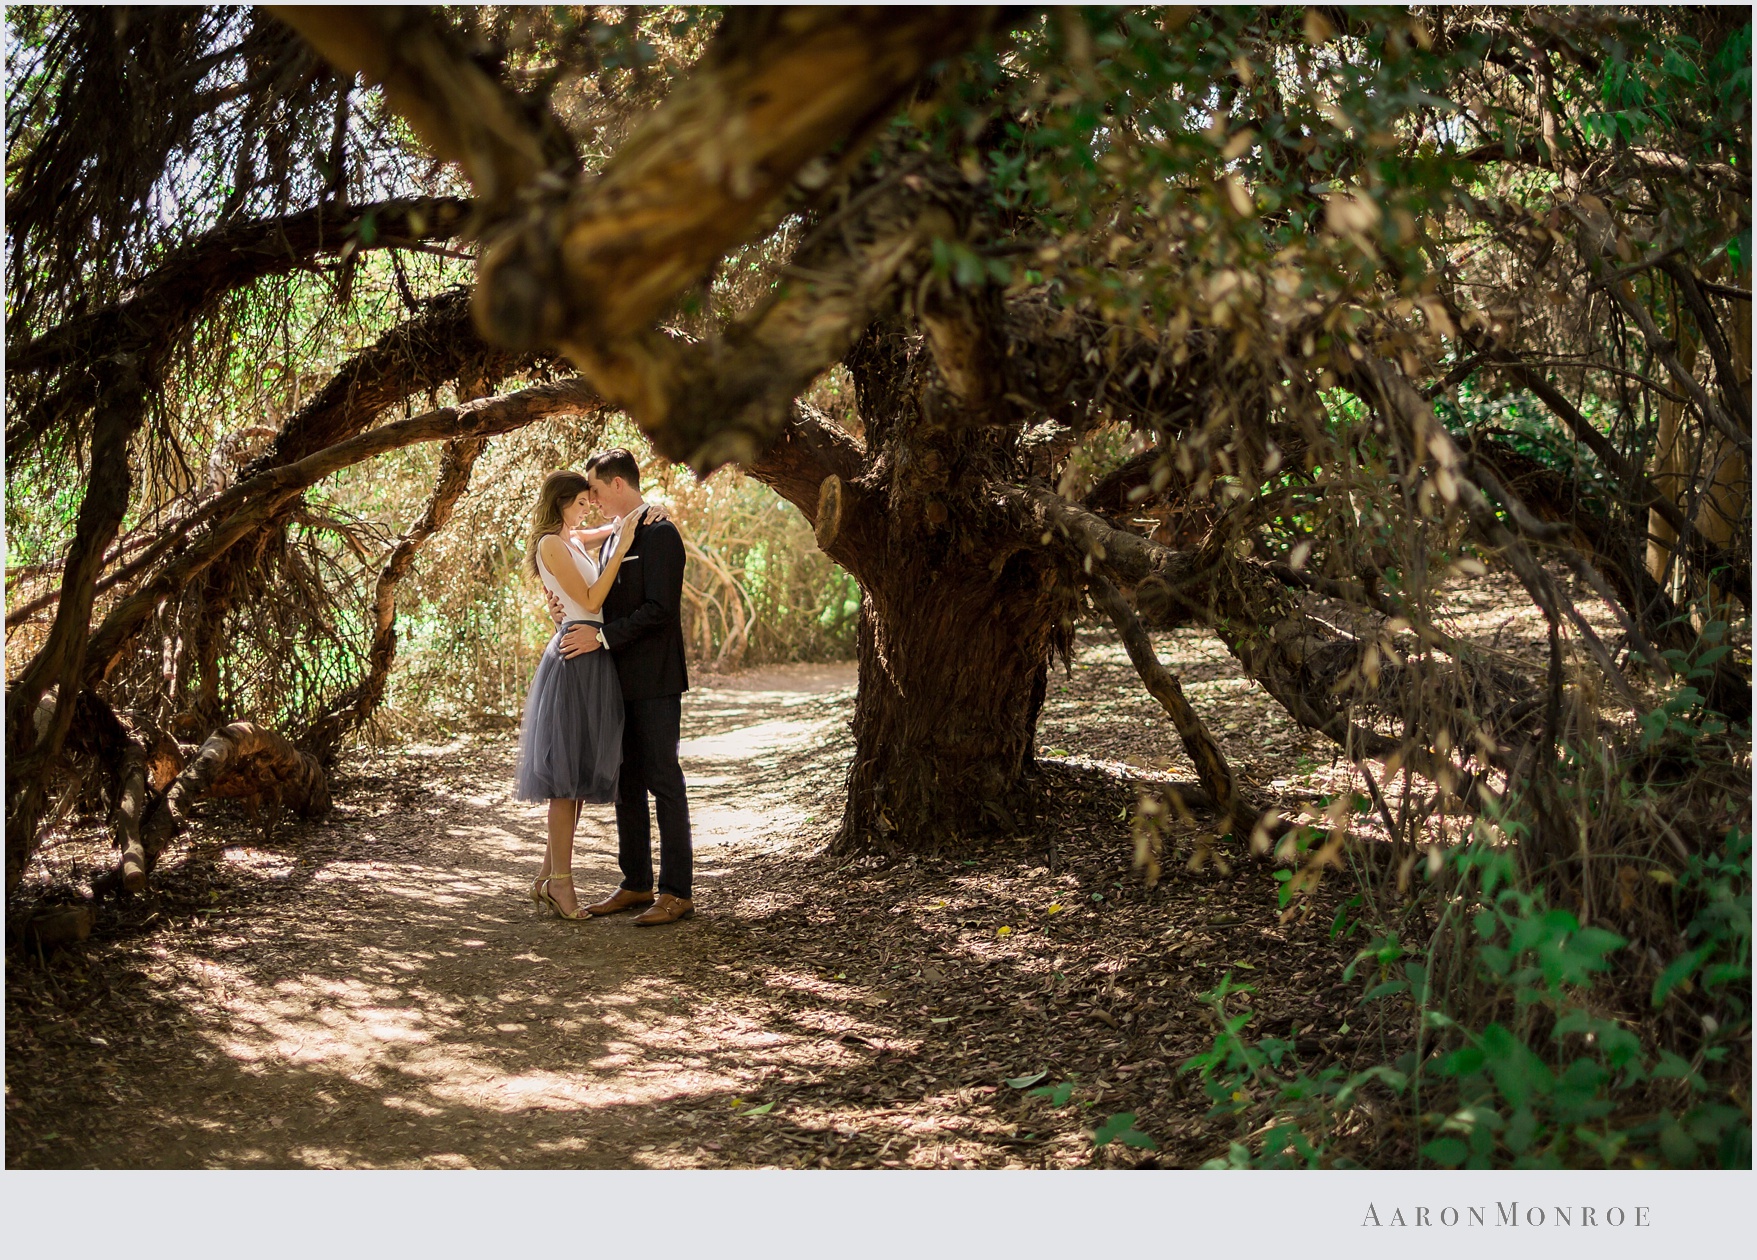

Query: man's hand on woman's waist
[559,623,604,658]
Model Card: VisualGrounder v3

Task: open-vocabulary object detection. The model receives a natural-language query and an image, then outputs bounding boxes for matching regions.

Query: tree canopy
[4,4,1750,1170]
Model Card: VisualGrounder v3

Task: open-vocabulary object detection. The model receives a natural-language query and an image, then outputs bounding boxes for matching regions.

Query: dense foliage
[6,6,1749,1167]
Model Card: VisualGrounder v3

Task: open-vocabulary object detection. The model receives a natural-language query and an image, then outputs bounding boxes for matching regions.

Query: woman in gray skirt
[515,469,647,918]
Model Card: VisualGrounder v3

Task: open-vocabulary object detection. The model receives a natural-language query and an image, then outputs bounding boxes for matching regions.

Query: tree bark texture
[6,362,148,891]
[748,322,1079,854]
[834,535,1069,854]
[276,5,1003,468]
[590,169,963,473]
[130,721,331,891]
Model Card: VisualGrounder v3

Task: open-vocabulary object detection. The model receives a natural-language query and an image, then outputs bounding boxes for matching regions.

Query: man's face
[588,471,635,514]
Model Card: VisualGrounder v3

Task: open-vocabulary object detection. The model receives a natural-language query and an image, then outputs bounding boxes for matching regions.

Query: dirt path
[8,636,1368,1170]
[8,665,869,1169]
[23,584,1579,1169]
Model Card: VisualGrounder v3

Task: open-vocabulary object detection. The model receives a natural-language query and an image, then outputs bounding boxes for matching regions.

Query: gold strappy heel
[536,872,589,920]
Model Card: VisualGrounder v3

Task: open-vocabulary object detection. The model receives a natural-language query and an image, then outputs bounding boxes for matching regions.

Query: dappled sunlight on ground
[11,664,944,1169]
[14,581,1620,1169]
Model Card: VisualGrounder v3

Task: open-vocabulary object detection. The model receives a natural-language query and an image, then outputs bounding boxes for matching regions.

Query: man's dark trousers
[597,514,693,901]
[616,694,691,899]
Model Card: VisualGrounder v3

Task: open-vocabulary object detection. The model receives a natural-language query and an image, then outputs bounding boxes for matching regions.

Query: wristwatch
[594,628,607,649]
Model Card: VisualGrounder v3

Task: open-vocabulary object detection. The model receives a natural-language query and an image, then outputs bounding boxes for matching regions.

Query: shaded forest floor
[8,578,1576,1169]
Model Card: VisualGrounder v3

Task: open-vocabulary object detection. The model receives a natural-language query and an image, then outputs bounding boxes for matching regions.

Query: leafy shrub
[1182,825,1751,1169]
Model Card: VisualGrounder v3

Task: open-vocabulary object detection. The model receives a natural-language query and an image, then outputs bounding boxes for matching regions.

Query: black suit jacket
[598,517,689,701]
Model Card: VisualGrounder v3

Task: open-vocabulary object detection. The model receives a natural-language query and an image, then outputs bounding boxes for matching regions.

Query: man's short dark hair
[586,448,641,491]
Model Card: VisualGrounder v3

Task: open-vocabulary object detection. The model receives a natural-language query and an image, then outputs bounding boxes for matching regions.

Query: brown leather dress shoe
[633,894,694,926]
[585,888,656,916]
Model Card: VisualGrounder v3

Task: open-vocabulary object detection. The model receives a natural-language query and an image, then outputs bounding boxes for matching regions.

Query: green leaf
[741,1101,774,1116]
[1651,1051,1702,1086]
[1481,1023,1554,1107]
[1028,1081,1077,1106]
[1652,947,1710,1006]
[1360,979,1409,1003]
[1571,927,1628,964]
[1659,1121,1699,1166]
[1504,1105,1538,1155]
[1701,961,1749,990]
[1004,1070,1049,1089]
[1440,1045,1485,1078]
[1422,1136,1468,1167]
[1093,1112,1156,1150]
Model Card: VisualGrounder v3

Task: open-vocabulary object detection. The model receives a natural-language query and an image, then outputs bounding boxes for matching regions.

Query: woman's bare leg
[545,797,581,914]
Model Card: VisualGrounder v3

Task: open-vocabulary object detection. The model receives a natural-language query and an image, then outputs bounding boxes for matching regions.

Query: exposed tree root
[100,722,331,896]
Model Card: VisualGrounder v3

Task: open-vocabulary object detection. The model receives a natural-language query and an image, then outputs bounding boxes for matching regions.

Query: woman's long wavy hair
[525,470,591,581]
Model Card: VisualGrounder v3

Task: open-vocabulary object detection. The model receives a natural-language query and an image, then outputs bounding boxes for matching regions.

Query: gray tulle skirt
[513,622,624,803]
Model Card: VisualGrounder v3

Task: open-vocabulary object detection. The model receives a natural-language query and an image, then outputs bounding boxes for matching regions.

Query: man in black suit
[558,449,695,926]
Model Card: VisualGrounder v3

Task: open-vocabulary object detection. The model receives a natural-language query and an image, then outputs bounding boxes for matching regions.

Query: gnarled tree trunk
[837,540,1067,853]
[754,321,1078,855]
[5,361,149,891]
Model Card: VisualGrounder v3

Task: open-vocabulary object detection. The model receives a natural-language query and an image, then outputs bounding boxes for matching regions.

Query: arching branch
[81,377,602,695]
[1086,572,1255,835]
[5,198,470,379]
[279,4,1004,465]
[1012,484,1507,815]
[244,288,536,472]
[298,421,540,765]
[1349,355,1650,718]
[1566,203,1751,459]
[1478,346,1750,606]
[5,199,473,460]
[747,403,881,580]
[629,172,957,472]
[8,292,540,640]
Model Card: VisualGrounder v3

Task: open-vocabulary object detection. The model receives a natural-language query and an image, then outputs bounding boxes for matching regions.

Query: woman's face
[561,489,593,529]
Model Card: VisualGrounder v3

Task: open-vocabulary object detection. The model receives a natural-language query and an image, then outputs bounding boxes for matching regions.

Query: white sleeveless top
[536,534,604,624]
